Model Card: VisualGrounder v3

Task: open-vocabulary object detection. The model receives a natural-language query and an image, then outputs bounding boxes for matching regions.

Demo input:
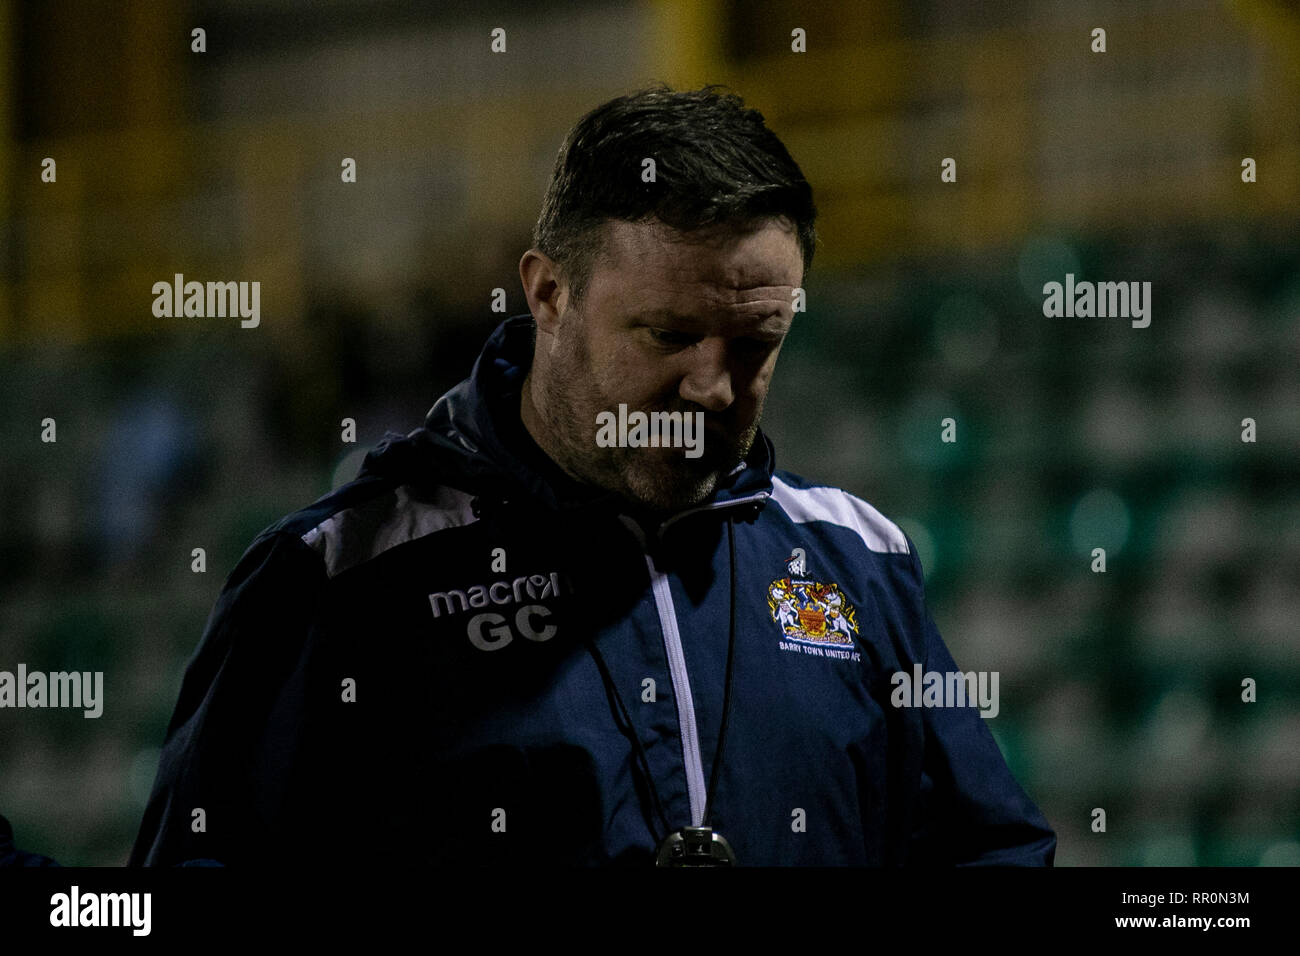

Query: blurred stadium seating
[1,0,1297,865]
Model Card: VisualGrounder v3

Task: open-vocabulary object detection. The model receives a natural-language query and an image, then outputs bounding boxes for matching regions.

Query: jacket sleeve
[129,530,329,866]
[899,538,1057,866]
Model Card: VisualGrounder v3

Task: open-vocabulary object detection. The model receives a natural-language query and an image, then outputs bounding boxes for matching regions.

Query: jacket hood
[355,314,777,532]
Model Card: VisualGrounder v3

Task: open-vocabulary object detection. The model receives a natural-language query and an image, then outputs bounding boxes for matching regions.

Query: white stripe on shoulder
[769,476,910,554]
[301,483,478,578]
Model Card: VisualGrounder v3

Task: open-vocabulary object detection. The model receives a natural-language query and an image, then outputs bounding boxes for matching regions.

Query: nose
[678,338,734,411]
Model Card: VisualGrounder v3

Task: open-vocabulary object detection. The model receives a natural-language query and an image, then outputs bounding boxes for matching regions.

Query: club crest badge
[767,548,859,647]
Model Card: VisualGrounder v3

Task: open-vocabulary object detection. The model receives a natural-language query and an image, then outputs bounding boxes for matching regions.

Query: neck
[518,369,546,457]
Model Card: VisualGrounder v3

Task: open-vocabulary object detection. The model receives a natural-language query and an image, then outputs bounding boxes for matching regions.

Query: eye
[647,328,697,348]
[736,334,783,357]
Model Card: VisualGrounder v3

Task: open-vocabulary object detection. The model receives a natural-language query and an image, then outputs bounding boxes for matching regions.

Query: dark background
[1,0,1297,865]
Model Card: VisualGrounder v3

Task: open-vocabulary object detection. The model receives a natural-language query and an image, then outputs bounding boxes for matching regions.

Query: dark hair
[532,83,818,307]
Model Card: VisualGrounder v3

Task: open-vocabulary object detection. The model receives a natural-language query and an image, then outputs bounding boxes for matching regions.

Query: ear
[519,249,565,335]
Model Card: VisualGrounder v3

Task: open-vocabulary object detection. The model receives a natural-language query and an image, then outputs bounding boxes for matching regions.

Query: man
[131,84,1055,866]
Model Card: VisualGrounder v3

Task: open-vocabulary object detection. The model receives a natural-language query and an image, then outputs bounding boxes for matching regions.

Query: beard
[532,317,760,514]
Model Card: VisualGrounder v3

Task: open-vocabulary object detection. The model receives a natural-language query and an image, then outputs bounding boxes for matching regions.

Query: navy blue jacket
[130,315,1056,866]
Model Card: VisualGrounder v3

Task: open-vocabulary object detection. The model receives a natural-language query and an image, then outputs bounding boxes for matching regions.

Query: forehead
[594,218,803,310]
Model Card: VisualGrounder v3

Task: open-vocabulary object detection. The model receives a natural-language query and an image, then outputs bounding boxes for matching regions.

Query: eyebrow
[631,309,696,323]
[632,308,786,327]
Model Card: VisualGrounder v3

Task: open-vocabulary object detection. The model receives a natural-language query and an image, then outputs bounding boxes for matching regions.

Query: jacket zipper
[646,557,707,827]
[639,489,770,828]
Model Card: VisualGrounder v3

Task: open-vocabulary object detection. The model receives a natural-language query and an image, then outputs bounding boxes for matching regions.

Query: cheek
[586,335,637,387]
[739,361,777,401]
[602,347,672,400]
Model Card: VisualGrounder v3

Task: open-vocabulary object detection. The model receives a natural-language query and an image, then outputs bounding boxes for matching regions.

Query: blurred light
[899,392,958,468]
[1082,386,1152,463]
[1070,488,1130,556]
[1017,235,1081,302]
[1260,841,1300,866]
[933,294,998,371]
[1139,834,1197,866]
[1143,689,1210,760]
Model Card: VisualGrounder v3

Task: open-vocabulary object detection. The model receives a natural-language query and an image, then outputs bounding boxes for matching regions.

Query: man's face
[529,217,802,513]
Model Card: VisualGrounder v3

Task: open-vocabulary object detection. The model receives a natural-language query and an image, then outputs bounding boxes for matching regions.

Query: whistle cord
[584,515,739,846]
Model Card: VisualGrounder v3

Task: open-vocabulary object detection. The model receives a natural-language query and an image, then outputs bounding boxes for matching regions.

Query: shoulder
[766,470,911,556]
[250,473,481,581]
